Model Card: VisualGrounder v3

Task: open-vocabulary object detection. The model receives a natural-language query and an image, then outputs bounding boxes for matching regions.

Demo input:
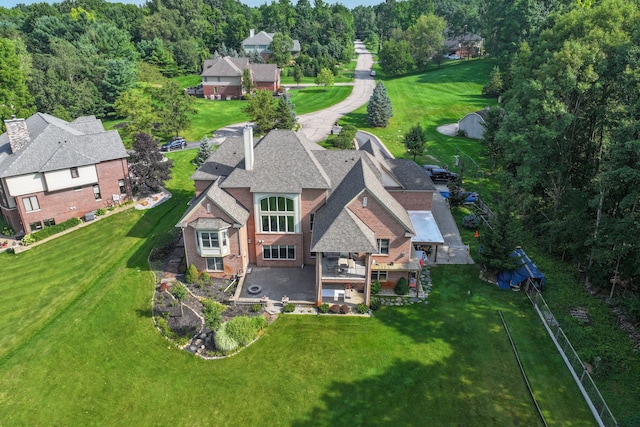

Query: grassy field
[0,149,597,426]
[280,57,358,84]
[342,59,500,199]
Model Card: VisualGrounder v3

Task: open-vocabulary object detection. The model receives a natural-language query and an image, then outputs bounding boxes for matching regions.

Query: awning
[408,211,444,244]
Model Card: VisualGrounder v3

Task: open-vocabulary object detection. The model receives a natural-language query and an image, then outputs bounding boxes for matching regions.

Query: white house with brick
[0,113,131,235]
[178,127,443,306]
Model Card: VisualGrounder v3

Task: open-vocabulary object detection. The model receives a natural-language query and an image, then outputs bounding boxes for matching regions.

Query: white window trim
[376,238,390,255]
[262,244,296,260]
[254,193,300,234]
[195,228,230,257]
[205,257,224,272]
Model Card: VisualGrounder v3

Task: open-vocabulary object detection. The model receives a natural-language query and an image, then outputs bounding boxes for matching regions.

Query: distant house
[177,127,443,306]
[242,29,301,60]
[458,108,489,139]
[444,33,483,58]
[200,56,280,99]
[0,113,131,235]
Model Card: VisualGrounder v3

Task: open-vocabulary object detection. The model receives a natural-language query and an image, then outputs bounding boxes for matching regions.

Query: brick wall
[202,85,242,99]
[15,159,129,235]
[348,190,414,264]
[389,190,433,211]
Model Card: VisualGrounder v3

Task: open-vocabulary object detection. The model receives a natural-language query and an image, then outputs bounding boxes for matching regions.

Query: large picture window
[259,196,295,233]
[376,239,390,255]
[206,257,224,271]
[196,229,229,256]
[22,196,39,212]
[262,245,295,260]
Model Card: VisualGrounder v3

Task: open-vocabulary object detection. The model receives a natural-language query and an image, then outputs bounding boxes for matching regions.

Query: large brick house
[0,113,131,235]
[177,127,442,305]
[201,56,280,99]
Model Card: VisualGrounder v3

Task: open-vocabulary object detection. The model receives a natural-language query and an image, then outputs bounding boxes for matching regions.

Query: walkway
[431,185,474,264]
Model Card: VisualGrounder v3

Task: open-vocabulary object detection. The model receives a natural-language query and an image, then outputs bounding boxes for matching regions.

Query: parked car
[422,164,458,182]
[370,70,376,76]
[161,137,187,151]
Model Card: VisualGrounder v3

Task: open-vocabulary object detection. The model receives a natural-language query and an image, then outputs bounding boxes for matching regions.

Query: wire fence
[525,287,619,427]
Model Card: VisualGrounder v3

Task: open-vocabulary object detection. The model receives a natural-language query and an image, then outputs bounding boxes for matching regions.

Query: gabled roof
[177,178,250,228]
[310,158,415,252]
[242,31,301,52]
[190,135,247,182]
[250,63,279,82]
[202,57,249,77]
[0,112,127,178]
[221,130,331,193]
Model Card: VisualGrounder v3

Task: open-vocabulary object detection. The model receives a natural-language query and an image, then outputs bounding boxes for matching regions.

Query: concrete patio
[236,265,316,304]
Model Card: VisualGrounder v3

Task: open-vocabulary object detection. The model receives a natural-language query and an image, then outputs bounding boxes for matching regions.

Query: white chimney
[4,116,30,154]
[243,125,254,171]
[250,29,255,38]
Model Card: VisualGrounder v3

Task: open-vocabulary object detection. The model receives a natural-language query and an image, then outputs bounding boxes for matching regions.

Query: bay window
[196,228,230,256]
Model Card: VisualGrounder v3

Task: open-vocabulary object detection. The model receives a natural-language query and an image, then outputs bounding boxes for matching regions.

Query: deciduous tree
[128,133,173,195]
[402,123,426,161]
[243,89,276,134]
[315,67,334,90]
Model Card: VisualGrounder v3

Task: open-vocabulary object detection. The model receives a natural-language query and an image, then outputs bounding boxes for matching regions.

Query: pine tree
[477,196,520,272]
[367,82,393,127]
[482,66,503,98]
[194,136,212,167]
[274,92,296,130]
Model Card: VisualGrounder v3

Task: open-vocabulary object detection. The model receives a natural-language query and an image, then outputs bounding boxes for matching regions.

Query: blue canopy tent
[497,247,545,290]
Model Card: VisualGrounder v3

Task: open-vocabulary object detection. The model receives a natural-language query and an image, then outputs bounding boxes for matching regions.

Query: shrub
[225,315,266,346]
[252,304,263,313]
[370,297,382,310]
[214,322,239,354]
[20,217,82,245]
[329,304,341,314]
[355,303,369,314]
[95,208,107,216]
[185,263,199,284]
[283,303,296,313]
[202,299,226,330]
[395,277,409,295]
[318,303,330,313]
[462,214,481,229]
[171,283,188,302]
[1,227,14,236]
[371,280,381,295]
[340,304,351,314]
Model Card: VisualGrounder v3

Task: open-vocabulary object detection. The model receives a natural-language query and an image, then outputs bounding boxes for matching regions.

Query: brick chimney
[243,125,254,171]
[4,116,30,154]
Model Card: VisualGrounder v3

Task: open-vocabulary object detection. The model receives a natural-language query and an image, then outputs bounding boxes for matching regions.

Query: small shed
[497,247,545,291]
[458,108,489,139]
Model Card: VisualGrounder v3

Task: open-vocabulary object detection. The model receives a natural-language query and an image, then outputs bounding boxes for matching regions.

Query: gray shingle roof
[202,57,249,77]
[311,208,377,253]
[242,31,301,52]
[221,130,331,193]
[177,178,250,228]
[190,135,246,181]
[0,112,128,178]
[385,159,436,191]
[310,158,415,252]
[250,63,279,82]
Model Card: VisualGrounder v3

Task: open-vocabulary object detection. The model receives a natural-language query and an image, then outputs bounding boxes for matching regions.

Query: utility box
[84,212,96,222]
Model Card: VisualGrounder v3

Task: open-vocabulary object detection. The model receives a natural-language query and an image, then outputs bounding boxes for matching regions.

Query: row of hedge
[21,217,83,246]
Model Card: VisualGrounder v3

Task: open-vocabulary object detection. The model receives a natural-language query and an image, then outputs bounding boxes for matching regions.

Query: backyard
[0,150,596,425]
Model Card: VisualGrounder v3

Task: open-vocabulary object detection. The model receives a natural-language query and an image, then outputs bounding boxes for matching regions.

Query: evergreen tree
[128,133,173,195]
[194,136,212,167]
[367,81,393,127]
[477,195,520,272]
[402,123,426,161]
[274,92,296,130]
[482,66,503,98]
[293,65,303,86]
[480,106,505,169]
[242,67,254,96]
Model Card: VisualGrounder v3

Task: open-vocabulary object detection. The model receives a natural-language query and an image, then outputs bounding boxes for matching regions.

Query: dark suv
[161,137,187,151]
[423,164,458,183]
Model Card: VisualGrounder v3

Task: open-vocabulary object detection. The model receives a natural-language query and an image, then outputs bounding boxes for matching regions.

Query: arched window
[259,196,295,233]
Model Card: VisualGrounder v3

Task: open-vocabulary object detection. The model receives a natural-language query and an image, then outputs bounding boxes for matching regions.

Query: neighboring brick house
[201,57,280,99]
[242,29,301,61]
[178,127,443,306]
[0,113,131,235]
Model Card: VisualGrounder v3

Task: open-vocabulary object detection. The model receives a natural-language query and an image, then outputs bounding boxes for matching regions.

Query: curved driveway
[297,40,377,143]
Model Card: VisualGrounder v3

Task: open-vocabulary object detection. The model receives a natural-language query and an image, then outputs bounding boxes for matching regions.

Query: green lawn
[289,85,353,115]
[280,58,357,84]
[342,59,501,198]
[0,149,596,426]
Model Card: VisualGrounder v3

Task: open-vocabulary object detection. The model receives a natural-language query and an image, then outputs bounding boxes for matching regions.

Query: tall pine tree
[367,81,393,127]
